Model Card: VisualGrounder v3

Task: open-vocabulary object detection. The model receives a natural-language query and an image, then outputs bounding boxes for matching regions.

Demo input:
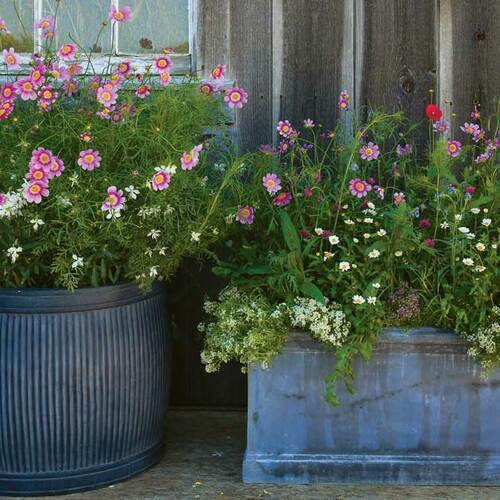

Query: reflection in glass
[119,0,189,54]
[0,0,34,52]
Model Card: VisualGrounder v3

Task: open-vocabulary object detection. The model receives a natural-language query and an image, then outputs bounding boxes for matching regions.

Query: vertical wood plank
[356,0,437,125]
[195,0,230,77]
[277,0,353,131]
[438,0,500,127]
[229,0,273,149]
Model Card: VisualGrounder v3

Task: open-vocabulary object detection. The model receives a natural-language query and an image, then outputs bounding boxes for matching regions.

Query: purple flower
[447,140,461,158]
[433,119,450,135]
[396,143,413,157]
[102,186,125,212]
[262,173,282,194]
[349,178,371,198]
[273,192,292,207]
[359,142,380,161]
[460,122,480,135]
[236,206,254,224]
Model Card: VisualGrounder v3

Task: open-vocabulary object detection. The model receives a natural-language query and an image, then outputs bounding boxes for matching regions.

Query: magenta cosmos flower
[80,131,94,143]
[116,60,132,75]
[48,156,65,178]
[30,147,53,171]
[199,82,214,95]
[0,101,14,121]
[29,65,46,88]
[0,83,16,102]
[97,86,118,107]
[433,119,450,135]
[224,87,248,109]
[447,140,461,158]
[102,186,125,212]
[26,165,49,184]
[23,181,49,204]
[349,178,371,198]
[15,79,37,101]
[262,173,282,194]
[460,122,480,135]
[136,84,151,99]
[38,85,58,110]
[49,63,70,82]
[2,48,21,69]
[78,149,102,171]
[359,142,380,161]
[273,191,292,207]
[154,55,172,73]
[211,64,226,80]
[181,144,203,170]
[277,120,293,138]
[57,43,77,61]
[109,4,133,22]
[34,15,55,31]
[151,169,171,191]
[236,206,254,225]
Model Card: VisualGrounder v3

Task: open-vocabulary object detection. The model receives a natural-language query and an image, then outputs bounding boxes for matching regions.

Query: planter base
[0,443,164,497]
[244,329,500,485]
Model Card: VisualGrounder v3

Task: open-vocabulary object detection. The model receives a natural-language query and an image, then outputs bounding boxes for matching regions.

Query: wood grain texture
[227,0,273,149]
[356,0,437,124]
[277,0,352,130]
[438,0,500,126]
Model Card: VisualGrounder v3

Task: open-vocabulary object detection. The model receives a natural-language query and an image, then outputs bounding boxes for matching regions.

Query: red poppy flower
[425,103,442,121]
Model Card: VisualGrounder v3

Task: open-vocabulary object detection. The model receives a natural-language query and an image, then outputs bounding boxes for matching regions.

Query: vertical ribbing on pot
[0,288,168,475]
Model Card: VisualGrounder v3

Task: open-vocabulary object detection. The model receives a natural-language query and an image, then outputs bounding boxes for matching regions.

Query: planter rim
[0,281,165,314]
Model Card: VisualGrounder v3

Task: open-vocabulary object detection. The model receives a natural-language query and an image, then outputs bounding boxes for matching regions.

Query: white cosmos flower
[71,254,84,269]
[145,247,153,257]
[353,238,359,243]
[329,235,339,245]
[367,296,377,305]
[30,218,44,231]
[377,229,387,237]
[471,208,481,214]
[372,282,381,289]
[364,218,373,224]
[6,246,22,263]
[314,227,324,236]
[352,295,366,305]
[475,265,486,273]
[462,258,474,266]
[125,185,140,200]
[363,233,371,239]
[149,266,159,278]
[466,233,475,240]
[191,231,201,242]
[148,229,161,240]
[368,249,381,258]
[476,243,486,252]
[458,226,470,234]
[455,214,462,221]
[395,250,403,257]
[367,202,375,209]
[158,247,167,256]
[338,261,350,272]
[344,219,355,225]
[482,218,492,227]
[440,221,449,229]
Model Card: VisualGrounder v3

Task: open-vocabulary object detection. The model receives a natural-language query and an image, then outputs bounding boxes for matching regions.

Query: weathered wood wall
[173,0,500,408]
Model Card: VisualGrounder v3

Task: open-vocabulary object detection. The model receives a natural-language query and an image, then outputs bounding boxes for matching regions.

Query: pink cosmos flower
[475,152,491,164]
[78,149,102,171]
[154,55,173,73]
[23,181,49,204]
[262,173,282,194]
[49,63,70,81]
[57,43,77,61]
[34,16,55,31]
[447,140,461,158]
[80,131,94,143]
[460,122,480,135]
[419,219,431,229]
[0,101,14,121]
[97,86,118,107]
[181,144,203,170]
[109,4,133,23]
[359,142,380,161]
[29,65,46,88]
[30,148,53,171]
[110,110,123,125]
[396,143,413,157]
[96,107,112,120]
[87,76,102,95]
[109,73,125,88]
[14,79,37,101]
[47,156,65,178]
[303,118,315,128]
[472,129,485,143]
[393,192,406,206]
[338,90,350,110]
[464,186,476,195]
[200,82,214,95]
[38,85,58,106]
[236,206,254,224]
[159,72,172,87]
[136,84,151,99]
[224,87,248,109]
[433,119,450,135]
[0,83,16,102]
[0,17,10,34]
[26,165,49,184]
[62,79,79,96]
[304,186,313,197]
[279,140,291,154]
[424,238,435,248]
[2,48,21,69]
[102,186,125,212]
[349,178,371,198]
[116,61,132,75]
[470,108,481,121]
[273,191,292,207]
[374,185,385,199]
[151,169,171,191]
[211,64,226,80]
[277,120,293,137]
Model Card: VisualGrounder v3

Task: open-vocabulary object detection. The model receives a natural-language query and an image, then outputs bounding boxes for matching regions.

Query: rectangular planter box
[244,329,500,485]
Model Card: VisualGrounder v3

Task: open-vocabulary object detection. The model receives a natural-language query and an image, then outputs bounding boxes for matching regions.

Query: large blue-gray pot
[0,282,170,496]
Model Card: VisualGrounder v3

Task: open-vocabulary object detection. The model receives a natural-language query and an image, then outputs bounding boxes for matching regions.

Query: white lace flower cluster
[0,191,25,219]
[287,297,351,347]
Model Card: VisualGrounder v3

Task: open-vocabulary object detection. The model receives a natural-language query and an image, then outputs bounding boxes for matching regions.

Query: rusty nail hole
[474,31,486,41]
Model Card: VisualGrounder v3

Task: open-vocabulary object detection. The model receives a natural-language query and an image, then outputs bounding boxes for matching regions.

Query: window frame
[7,0,194,75]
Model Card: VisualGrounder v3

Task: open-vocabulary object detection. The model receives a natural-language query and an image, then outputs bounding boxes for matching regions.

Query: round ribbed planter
[0,282,170,496]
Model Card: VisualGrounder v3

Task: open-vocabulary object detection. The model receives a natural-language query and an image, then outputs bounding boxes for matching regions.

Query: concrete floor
[5,410,500,500]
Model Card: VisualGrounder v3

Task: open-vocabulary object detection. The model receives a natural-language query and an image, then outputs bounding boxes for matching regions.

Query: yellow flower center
[7,55,15,64]
[355,182,365,191]
[449,144,457,152]
[102,91,111,101]
[34,171,44,179]
[184,154,192,163]
[30,184,41,194]
[4,88,12,97]
[107,194,118,205]
[155,174,165,184]
[240,208,250,218]
[41,21,50,28]
[365,148,373,156]
[230,92,241,102]
[115,11,124,20]
[23,82,33,91]
[40,154,50,164]
[43,90,52,99]
[84,154,94,164]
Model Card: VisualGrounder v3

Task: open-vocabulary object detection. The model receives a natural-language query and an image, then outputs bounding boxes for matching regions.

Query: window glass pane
[0,0,34,52]
[44,0,111,54]
[119,0,189,54]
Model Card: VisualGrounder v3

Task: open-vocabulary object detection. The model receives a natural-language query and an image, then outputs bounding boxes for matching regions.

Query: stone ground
[5,410,500,500]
